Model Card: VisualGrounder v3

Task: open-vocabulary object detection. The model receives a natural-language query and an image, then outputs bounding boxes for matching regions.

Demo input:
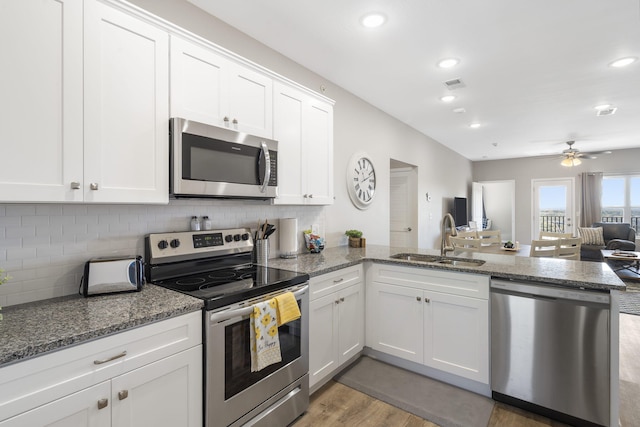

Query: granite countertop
[0,285,203,367]
[266,244,626,292]
[1,243,624,368]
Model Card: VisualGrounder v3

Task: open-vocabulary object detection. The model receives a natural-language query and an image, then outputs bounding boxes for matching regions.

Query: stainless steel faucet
[441,213,457,256]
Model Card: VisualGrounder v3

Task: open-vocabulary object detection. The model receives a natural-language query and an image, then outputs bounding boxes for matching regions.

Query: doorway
[472,181,515,242]
[532,178,576,238]
[390,160,417,248]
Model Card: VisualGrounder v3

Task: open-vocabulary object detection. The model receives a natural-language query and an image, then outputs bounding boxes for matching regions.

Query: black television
[453,197,468,227]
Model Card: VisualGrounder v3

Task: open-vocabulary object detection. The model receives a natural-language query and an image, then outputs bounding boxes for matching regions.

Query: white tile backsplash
[0,200,325,306]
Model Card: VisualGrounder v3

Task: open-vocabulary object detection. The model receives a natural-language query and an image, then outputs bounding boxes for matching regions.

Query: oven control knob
[225,234,233,243]
[233,234,241,242]
[241,233,250,241]
[157,240,169,250]
[170,239,180,248]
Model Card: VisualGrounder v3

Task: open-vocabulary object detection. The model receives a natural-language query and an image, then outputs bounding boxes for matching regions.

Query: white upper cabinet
[0,0,169,204]
[273,82,334,205]
[0,0,84,202]
[84,1,169,203]
[170,37,273,138]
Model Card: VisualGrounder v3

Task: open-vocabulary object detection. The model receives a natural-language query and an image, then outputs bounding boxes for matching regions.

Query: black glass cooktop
[151,264,309,310]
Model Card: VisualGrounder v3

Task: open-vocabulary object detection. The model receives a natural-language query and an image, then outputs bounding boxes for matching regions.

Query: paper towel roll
[279,218,298,259]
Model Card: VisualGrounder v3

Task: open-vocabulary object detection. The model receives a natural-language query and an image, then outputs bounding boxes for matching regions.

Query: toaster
[81,256,144,297]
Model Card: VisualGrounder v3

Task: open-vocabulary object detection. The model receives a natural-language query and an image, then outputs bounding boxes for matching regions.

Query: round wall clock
[346,153,376,209]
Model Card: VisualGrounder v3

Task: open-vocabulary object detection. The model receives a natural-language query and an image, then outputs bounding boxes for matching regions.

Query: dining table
[478,243,531,256]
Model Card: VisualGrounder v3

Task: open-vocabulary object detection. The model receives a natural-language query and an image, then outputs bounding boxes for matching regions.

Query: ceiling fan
[560,141,611,167]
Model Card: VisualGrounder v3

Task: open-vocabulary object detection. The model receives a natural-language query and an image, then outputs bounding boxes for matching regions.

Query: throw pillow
[578,227,605,246]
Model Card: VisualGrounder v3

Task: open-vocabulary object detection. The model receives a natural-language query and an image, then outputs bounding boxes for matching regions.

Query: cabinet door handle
[118,390,129,400]
[424,298,430,303]
[308,194,313,198]
[70,181,81,190]
[89,182,99,190]
[416,296,421,302]
[340,297,345,302]
[97,398,108,410]
[333,278,344,284]
[232,118,238,125]
[223,116,229,123]
[94,350,127,365]
[335,300,340,305]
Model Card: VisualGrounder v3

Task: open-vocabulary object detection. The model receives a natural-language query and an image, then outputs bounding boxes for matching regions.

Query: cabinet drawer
[0,311,202,422]
[309,265,363,301]
[370,263,489,299]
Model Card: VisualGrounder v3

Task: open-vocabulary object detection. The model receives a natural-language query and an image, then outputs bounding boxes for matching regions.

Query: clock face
[347,154,376,209]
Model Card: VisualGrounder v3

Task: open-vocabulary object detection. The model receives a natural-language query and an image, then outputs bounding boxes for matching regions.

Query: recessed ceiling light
[440,95,456,103]
[594,104,612,111]
[452,107,466,114]
[437,58,460,68]
[360,13,386,28]
[469,123,481,129]
[609,56,637,68]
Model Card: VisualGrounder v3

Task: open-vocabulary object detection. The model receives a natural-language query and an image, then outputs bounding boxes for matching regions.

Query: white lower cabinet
[309,265,364,390]
[366,264,489,384]
[0,382,111,427]
[0,312,202,427]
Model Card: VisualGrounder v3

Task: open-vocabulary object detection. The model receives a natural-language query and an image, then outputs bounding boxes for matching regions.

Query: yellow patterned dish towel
[250,298,282,372]
[274,292,301,326]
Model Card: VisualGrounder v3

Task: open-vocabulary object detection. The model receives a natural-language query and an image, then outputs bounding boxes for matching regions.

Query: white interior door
[532,178,575,238]
[390,167,417,247]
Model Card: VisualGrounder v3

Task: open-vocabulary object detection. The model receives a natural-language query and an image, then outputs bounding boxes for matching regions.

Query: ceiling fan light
[561,157,582,167]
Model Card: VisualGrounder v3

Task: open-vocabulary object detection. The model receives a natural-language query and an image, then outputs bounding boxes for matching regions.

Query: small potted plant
[345,230,364,248]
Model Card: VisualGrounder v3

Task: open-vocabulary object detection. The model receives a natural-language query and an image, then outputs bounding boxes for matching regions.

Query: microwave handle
[260,141,270,193]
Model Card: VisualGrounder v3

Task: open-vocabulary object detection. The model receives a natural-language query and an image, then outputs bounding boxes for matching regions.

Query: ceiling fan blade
[583,150,612,155]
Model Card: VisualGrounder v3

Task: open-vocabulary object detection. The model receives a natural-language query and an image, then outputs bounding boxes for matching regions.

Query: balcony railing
[539,216,565,233]
[540,216,639,235]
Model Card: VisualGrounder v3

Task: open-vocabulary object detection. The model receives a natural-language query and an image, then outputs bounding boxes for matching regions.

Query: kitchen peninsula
[0,245,624,427]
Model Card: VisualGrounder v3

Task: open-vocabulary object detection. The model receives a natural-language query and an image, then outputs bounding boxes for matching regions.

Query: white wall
[0,0,471,306]
[472,147,640,243]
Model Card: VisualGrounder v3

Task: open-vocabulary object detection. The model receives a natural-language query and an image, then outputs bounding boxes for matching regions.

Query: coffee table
[601,250,640,280]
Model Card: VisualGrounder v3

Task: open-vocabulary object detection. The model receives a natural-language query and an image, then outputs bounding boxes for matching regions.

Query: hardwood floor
[295,313,640,427]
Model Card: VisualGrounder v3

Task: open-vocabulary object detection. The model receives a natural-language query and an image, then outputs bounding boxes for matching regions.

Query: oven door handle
[209,285,308,324]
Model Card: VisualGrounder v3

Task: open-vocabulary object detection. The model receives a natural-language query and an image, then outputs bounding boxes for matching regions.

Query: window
[601,175,640,233]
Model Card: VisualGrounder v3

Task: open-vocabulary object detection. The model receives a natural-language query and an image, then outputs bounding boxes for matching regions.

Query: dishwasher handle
[491,279,610,304]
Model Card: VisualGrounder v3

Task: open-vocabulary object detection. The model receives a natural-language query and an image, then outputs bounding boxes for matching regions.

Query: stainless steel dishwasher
[491,279,611,427]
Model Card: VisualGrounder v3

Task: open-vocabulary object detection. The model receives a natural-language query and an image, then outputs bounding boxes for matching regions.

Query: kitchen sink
[390,253,485,267]
[434,258,486,267]
[390,253,441,263]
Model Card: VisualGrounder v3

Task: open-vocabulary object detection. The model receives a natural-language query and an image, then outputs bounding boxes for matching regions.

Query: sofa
[579,222,637,261]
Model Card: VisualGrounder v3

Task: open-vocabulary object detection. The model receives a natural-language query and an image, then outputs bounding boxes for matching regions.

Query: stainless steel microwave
[170,118,278,199]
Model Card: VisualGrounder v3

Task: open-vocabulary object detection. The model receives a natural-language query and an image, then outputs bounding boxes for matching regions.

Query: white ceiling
[188,0,640,162]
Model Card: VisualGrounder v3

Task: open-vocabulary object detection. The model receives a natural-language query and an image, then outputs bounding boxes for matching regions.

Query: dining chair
[557,237,582,260]
[457,230,478,238]
[450,236,482,252]
[478,229,501,245]
[529,239,559,257]
[539,231,572,240]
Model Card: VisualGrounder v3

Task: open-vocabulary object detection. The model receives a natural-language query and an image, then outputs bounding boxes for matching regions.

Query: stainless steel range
[145,228,309,427]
